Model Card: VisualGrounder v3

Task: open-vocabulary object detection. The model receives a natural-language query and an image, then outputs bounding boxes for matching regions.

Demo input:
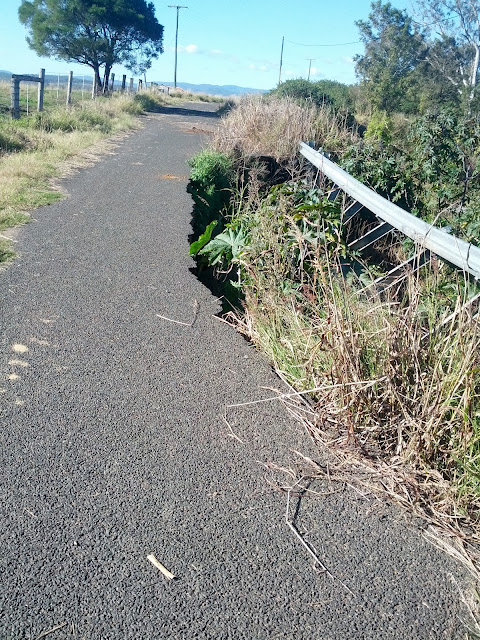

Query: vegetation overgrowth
[0,88,219,262]
[189,87,480,564]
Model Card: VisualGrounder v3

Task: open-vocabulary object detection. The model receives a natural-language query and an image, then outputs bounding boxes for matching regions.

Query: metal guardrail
[299,142,480,280]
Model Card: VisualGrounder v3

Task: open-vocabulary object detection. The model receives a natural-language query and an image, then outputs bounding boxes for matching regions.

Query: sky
[0,0,412,90]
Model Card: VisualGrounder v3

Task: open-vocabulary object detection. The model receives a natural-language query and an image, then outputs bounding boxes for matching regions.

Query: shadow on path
[154,105,221,118]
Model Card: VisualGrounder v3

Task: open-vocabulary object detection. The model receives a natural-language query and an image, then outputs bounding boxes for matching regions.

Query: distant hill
[158,82,266,97]
[0,70,266,96]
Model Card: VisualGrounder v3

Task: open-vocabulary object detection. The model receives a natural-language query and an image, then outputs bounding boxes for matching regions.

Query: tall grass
[212,94,357,162]
[191,96,480,551]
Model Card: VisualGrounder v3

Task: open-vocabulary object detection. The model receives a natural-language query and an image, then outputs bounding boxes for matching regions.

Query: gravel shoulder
[0,103,474,640]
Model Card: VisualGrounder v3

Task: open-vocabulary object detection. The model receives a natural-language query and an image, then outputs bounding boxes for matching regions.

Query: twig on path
[286,478,355,597]
[35,623,67,640]
[147,554,175,580]
[0,233,17,243]
[222,406,245,444]
[227,378,387,410]
[156,300,199,327]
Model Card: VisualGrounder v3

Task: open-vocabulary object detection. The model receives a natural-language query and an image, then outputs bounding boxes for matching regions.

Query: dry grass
[211,94,358,164]
[202,171,480,571]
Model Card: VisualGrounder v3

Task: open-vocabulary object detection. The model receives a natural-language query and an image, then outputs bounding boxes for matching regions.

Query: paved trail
[0,104,473,639]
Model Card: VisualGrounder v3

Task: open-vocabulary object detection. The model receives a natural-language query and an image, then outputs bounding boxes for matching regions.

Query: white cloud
[248,61,275,73]
[185,44,199,54]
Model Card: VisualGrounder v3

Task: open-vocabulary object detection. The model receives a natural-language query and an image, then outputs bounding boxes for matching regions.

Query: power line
[286,39,361,47]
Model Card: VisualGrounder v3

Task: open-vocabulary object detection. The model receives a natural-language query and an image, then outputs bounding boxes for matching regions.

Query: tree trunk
[94,67,103,92]
[103,66,112,94]
[469,43,479,104]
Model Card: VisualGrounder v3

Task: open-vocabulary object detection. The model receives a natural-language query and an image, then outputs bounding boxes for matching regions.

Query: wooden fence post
[121,74,126,91]
[129,77,134,92]
[137,79,143,92]
[10,76,20,120]
[38,68,45,112]
[92,75,96,99]
[110,73,115,92]
[66,71,73,106]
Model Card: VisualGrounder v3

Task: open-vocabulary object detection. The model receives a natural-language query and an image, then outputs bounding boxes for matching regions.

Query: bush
[187,150,235,237]
[272,78,353,112]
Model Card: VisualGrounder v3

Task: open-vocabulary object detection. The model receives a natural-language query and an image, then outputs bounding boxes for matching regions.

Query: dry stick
[35,623,68,640]
[156,300,199,327]
[285,480,355,597]
[222,406,245,444]
[0,233,18,243]
[227,378,387,410]
[147,554,175,580]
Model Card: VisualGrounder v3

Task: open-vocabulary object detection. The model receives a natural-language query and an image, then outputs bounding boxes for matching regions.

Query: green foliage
[364,110,393,144]
[272,79,353,112]
[133,93,160,112]
[355,1,430,114]
[187,150,235,237]
[341,141,416,210]
[189,220,218,256]
[198,224,249,270]
[194,181,347,286]
[18,0,164,89]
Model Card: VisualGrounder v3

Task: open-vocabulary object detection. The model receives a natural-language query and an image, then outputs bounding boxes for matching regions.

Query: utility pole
[278,36,284,86]
[306,58,316,81]
[169,5,188,89]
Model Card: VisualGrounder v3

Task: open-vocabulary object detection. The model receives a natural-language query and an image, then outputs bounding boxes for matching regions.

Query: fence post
[92,75,96,99]
[66,71,73,106]
[137,79,142,92]
[109,73,115,92]
[121,74,126,92]
[129,77,134,92]
[37,68,45,112]
[10,75,20,119]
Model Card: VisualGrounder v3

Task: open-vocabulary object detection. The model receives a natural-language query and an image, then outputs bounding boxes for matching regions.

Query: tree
[355,1,426,113]
[418,0,480,105]
[18,0,164,90]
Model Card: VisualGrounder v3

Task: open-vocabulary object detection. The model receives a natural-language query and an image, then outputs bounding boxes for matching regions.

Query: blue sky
[1,0,411,89]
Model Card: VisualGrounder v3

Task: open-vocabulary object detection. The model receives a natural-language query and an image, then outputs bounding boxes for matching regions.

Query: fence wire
[0,70,145,120]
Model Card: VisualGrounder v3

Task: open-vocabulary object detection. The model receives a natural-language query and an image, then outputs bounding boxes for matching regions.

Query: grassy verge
[190,94,480,569]
[0,89,221,264]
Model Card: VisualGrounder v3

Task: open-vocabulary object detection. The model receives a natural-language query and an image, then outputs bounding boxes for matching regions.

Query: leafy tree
[18,0,164,90]
[418,0,480,106]
[355,1,426,113]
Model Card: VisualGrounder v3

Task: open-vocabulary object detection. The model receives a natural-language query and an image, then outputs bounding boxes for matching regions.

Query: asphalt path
[0,103,473,639]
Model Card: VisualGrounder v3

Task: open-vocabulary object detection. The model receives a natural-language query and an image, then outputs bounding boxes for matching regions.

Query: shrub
[187,150,235,236]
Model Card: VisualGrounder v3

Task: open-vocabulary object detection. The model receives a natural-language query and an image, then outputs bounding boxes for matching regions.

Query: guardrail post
[37,68,45,112]
[66,71,73,106]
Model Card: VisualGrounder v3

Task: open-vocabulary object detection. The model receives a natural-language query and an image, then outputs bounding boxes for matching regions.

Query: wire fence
[0,70,152,119]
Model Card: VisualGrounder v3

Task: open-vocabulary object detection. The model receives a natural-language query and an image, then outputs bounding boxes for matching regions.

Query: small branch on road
[147,554,176,580]
[156,300,199,327]
[35,623,68,640]
[286,478,355,597]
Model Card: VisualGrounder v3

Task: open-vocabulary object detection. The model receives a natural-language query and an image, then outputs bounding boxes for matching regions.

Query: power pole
[306,58,316,81]
[278,36,284,86]
[168,5,188,89]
